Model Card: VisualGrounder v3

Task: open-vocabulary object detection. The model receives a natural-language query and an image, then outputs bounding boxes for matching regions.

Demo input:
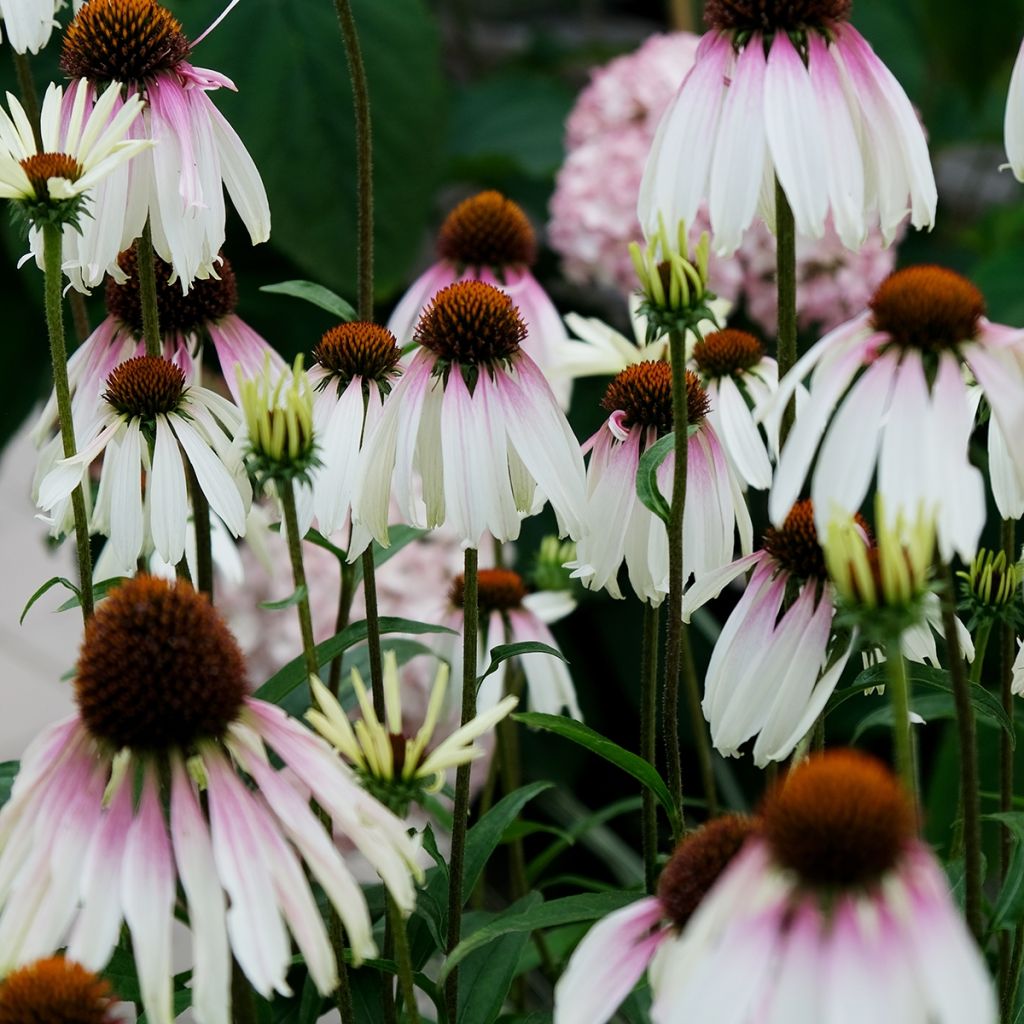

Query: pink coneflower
[682,499,855,766]
[568,361,752,605]
[388,190,571,406]
[557,752,995,1024]
[54,0,270,291]
[0,956,120,1023]
[639,1,936,254]
[306,323,402,540]
[356,280,587,549]
[0,576,422,1024]
[767,265,1024,562]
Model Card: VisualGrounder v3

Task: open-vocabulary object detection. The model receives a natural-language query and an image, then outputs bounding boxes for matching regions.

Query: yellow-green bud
[959,548,1023,614]
[533,536,577,593]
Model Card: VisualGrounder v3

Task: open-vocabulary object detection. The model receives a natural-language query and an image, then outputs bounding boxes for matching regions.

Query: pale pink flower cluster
[548,32,899,335]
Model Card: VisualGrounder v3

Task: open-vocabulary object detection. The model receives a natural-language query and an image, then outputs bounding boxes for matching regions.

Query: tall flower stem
[387,895,420,1024]
[361,549,387,718]
[188,465,214,599]
[281,481,319,683]
[682,628,718,817]
[333,0,374,321]
[1000,517,1018,1001]
[662,330,689,835]
[325,902,357,1024]
[775,178,798,443]
[883,638,917,804]
[942,563,983,941]
[136,221,163,358]
[327,558,359,698]
[640,602,661,892]
[445,545,479,1021]
[42,222,94,621]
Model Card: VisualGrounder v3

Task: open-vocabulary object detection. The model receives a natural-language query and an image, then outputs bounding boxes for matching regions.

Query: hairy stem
[281,482,319,684]
[136,221,163,358]
[388,895,420,1023]
[326,910,357,1024]
[775,178,797,444]
[641,601,661,892]
[883,639,917,804]
[327,558,359,698]
[682,623,718,817]
[42,223,93,620]
[188,465,214,600]
[361,548,387,719]
[1001,517,1018,1003]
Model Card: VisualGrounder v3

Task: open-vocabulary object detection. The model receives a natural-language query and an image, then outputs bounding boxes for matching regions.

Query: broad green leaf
[259,584,308,610]
[254,617,455,704]
[636,432,674,524]
[501,819,574,845]
[478,641,567,686]
[439,890,639,984]
[259,280,356,321]
[985,813,1024,933]
[515,712,681,833]
[0,761,17,809]
[21,575,79,623]
[297,975,324,1024]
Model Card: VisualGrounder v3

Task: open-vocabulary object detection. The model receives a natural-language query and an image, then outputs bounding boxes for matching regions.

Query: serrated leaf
[636,432,674,524]
[21,575,79,624]
[259,584,308,610]
[439,890,639,985]
[477,641,567,686]
[515,712,680,833]
[254,616,455,704]
[260,280,356,321]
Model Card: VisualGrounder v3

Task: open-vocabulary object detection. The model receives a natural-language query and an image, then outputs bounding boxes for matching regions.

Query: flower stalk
[281,481,319,684]
[883,638,917,804]
[136,221,164,358]
[640,602,660,892]
[775,177,797,443]
[1000,517,1018,1004]
[387,894,419,1024]
[42,222,94,620]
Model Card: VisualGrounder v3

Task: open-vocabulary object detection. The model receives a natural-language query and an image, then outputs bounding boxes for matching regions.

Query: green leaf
[636,432,674,524]
[254,616,456,704]
[259,585,308,610]
[439,890,639,984]
[21,575,79,624]
[477,641,567,686]
[986,813,1024,933]
[0,761,17,809]
[457,894,543,1024]
[515,712,680,833]
[302,528,349,564]
[55,576,130,613]
[501,819,574,845]
[259,280,356,321]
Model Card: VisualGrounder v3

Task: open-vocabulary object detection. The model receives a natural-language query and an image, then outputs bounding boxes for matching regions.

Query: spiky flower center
[436,190,536,269]
[20,153,83,199]
[313,323,402,388]
[692,329,764,378]
[106,247,238,337]
[657,814,760,930]
[703,0,852,32]
[60,0,190,84]
[104,356,186,418]
[870,266,985,352]
[415,280,527,367]
[75,576,248,752]
[762,499,825,580]
[450,568,527,613]
[0,957,116,1024]
[601,362,709,436]
[762,750,914,889]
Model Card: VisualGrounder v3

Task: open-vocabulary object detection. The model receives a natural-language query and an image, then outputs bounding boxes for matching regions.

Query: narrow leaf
[635,432,674,524]
[259,585,308,611]
[0,761,17,809]
[478,641,567,686]
[55,576,129,614]
[21,576,79,624]
[260,280,356,321]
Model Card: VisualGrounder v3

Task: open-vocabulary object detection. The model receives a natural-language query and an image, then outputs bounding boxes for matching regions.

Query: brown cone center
[0,957,116,1024]
[415,280,526,367]
[436,191,536,269]
[703,0,852,32]
[20,153,83,200]
[313,323,402,388]
[450,568,527,613]
[692,329,764,379]
[104,356,186,418]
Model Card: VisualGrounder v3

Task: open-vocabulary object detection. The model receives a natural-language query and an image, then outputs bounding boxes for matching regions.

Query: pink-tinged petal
[121,766,176,1024]
[172,414,247,538]
[109,416,145,569]
[1006,36,1024,180]
[682,551,764,621]
[150,413,189,566]
[638,33,733,245]
[386,262,456,346]
[170,754,231,1024]
[554,897,667,1024]
[712,375,773,490]
[965,338,1024,474]
[763,900,825,1024]
[312,376,367,535]
[208,316,285,404]
[764,32,828,239]
[205,749,293,998]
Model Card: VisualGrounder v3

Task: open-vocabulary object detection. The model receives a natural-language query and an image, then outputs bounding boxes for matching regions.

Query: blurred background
[3,0,1024,904]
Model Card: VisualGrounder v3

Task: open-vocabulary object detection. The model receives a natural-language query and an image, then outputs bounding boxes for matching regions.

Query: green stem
[883,639,917,804]
[497,659,528,899]
[281,481,319,684]
[682,623,718,817]
[42,222,94,621]
[662,330,689,837]
[327,558,359,698]
[387,895,420,1023]
[445,546,478,1022]
[382,915,398,1024]
[1001,518,1018,1004]
[231,958,256,1024]
[942,562,983,941]
[326,911,357,1024]
[332,0,374,320]
[188,464,214,599]
[1003,924,1024,1023]
[640,602,661,893]
[361,548,387,720]
[137,221,163,357]
[775,178,798,445]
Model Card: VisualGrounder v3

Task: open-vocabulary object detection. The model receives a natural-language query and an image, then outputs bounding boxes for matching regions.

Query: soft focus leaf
[636,432,674,524]
[259,584,308,610]
[477,641,567,686]
[0,761,17,809]
[20,575,79,623]
[55,576,130,613]
[986,813,1024,932]
[260,280,356,321]
[515,712,681,833]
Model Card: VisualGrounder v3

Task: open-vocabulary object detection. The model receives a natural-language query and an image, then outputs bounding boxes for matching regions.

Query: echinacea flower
[308,650,517,815]
[356,280,587,549]
[55,0,270,290]
[0,80,148,231]
[306,322,402,540]
[767,266,1024,562]
[555,814,760,1024]
[639,0,936,254]
[569,361,752,605]
[0,576,423,1024]
[0,956,119,1023]
[681,499,855,765]
[37,354,251,574]
[388,190,571,406]
[0,0,61,55]
[440,567,580,718]
[1005,35,1024,182]
[560,751,996,1024]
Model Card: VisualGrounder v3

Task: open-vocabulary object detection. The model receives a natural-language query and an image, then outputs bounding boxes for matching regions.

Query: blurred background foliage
[4,0,1024,889]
